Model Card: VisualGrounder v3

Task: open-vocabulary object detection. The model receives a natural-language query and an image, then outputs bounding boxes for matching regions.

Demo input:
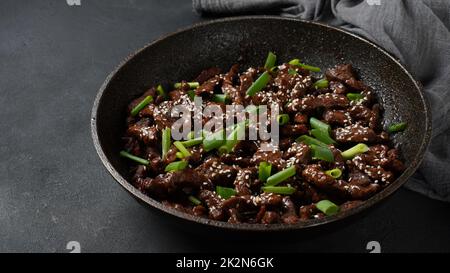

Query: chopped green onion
[165,160,188,172]
[188,195,202,206]
[246,105,266,116]
[341,143,369,160]
[181,137,203,147]
[156,84,166,98]
[313,79,329,89]
[325,168,342,179]
[161,127,171,159]
[288,59,321,72]
[120,151,149,165]
[203,129,225,152]
[264,52,277,70]
[131,95,153,116]
[246,105,259,115]
[276,114,290,126]
[258,162,272,182]
[388,122,407,133]
[309,117,335,145]
[310,144,335,162]
[174,141,191,158]
[187,130,204,140]
[186,131,195,140]
[316,200,340,216]
[310,129,336,145]
[212,94,230,104]
[269,66,279,73]
[216,186,236,199]
[296,135,328,148]
[174,82,199,89]
[246,71,271,96]
[288,68,297,75]
[347,93,364,101]
[203,122,246,152]
[218,123,245,154]
[265,165,296,186]
[288,59,300,66]
[176,151,184,159]
[310,117,331,133]
[262,186,296,195]
[187,90,196,100]
[298,63,321,72]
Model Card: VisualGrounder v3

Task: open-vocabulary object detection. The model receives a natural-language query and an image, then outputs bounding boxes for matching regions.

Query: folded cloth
[193,0,450,201]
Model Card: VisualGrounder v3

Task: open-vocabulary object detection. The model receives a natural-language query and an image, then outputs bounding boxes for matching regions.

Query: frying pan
[91,16,431,232]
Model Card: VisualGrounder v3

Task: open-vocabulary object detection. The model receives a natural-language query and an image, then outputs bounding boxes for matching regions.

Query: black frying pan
[91,16,431,232]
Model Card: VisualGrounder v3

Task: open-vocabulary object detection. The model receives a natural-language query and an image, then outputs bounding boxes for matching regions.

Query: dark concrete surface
[0,0,449,253]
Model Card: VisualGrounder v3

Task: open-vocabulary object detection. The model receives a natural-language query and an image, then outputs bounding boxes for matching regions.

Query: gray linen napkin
[193,0,450,201]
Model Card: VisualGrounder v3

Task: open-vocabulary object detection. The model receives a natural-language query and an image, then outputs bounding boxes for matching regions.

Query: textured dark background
[0,0,449,252]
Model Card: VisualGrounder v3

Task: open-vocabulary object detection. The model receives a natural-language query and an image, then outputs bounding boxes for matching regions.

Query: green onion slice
[288,59,300,66]
[310,117,331,133]
[325,168,342,179]
[262,186,296,195]
[341,143,369,160]
[188,195,202,206]
[298,63,321,72]
[288,58,321,72]
[174,82,199,89]
[165,160,188,172]
[347,93,364,101]
[181,137,203,147]
[161,127,171,159]
[388,122,407,133]
[156,84,167,98]
[246,71,271,96]
[212,94,230,104]
[187,90,196,100]
[131,95,153,116]
[276,114,290,126]
[316,200,340,216]
[296,135,328,148]
[218,123,245,154]
[216,186,237,199]
[264,52,277,70]
[288,68,298,75]
[174,141,191,158]
[310,144,335,162]
[265,165,296,186]
[187,130,204,140]
[120,151,149,165]
[258,162,272,182]
[313,79,329,89]
[310,129,336,145]
[203,129,225,152]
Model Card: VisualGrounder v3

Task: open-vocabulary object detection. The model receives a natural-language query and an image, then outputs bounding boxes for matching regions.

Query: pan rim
[91,15,432,231]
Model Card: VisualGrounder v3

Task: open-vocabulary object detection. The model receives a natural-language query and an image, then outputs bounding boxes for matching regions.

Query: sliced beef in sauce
[122,59,405,224]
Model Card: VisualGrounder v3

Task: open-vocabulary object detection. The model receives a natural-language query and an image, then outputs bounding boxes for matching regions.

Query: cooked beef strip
[325,64,367,91]
[194,67,222,84]
[281,196,299,224]
[196,76,222,96]
[261,211,280,224]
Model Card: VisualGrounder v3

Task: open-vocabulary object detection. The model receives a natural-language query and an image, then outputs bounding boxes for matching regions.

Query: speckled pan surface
[91,16,431,231]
